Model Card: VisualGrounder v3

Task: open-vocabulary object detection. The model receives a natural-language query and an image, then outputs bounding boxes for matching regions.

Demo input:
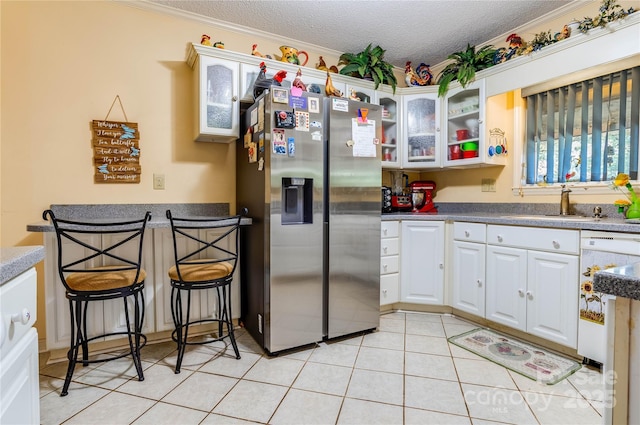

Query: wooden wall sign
[91,120,141,183]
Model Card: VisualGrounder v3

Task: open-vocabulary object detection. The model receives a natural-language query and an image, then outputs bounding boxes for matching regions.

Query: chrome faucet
[560,185,571,215]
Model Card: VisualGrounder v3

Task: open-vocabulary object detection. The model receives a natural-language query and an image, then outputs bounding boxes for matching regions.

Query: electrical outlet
[153,173,165,190]
[481,178,496,192]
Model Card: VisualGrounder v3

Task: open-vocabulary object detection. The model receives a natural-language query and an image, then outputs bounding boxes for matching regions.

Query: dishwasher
[579,231,640,365]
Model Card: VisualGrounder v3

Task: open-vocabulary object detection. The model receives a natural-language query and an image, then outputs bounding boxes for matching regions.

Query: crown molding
[117,0,345,60]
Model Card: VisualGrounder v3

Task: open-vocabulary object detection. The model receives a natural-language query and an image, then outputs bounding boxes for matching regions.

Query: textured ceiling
[147,0,573,67]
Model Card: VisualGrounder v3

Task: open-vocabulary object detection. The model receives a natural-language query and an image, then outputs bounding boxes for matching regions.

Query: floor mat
[448,328,582,385]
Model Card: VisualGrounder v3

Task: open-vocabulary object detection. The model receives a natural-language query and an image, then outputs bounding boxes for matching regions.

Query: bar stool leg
[61,299,80,397]
[172,286,192,374]
[123,295,144,382]
[222,285,240,359]
[81,301,89,367]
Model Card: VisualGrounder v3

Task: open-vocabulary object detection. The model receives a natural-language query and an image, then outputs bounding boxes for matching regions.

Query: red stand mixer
[409,181,437,213]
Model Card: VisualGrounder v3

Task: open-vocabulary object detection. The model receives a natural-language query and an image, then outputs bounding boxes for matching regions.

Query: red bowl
[462,149,478,158]
[456,129,470,141]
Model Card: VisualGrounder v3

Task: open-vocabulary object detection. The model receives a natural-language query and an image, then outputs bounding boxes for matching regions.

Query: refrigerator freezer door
[266,93,325,353]
[325,99,382,339]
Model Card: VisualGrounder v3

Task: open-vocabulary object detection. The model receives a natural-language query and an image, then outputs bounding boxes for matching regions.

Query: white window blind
[525,66,640,185]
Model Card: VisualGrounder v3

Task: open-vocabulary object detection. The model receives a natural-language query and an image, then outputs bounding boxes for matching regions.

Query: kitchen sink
[501,214,602,222]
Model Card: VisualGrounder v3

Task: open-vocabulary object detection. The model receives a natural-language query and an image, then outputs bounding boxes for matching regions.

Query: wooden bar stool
[43,210,151,396]
[165,209,242,373]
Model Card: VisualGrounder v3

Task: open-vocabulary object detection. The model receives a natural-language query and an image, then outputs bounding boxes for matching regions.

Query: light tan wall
[1,0,635,340]
[0,0,342,340]
[421,0,639,205]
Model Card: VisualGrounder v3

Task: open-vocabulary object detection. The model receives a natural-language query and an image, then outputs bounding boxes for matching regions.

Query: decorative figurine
[253,62,287,100]
[251,43,272,59]
[277,45,309,66]
[349,88,360,101]
[415,63,433,86]
[554,25,571,41]
[404,61,430,86]
[200,34,213,47]
[325,71,343,97]
[213,41,225,49]
[316,56,339,73]
[493,33,523,64]
[292,68,307,92]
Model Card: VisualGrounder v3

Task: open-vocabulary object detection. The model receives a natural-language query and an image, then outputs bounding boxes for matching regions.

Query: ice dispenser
[281,177,313,224]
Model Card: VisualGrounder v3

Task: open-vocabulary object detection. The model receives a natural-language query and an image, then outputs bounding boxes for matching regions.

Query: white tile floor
[39,312,606,425]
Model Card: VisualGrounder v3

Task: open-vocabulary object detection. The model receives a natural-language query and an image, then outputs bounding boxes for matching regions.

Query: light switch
[153,174,165,190]
[481,178,496,192]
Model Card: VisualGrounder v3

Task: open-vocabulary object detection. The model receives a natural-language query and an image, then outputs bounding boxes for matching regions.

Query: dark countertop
[0,246,45,285]
[382,202,640,233]
[382,212,640,233]
[593,263,640,301]
[27,203,251,232]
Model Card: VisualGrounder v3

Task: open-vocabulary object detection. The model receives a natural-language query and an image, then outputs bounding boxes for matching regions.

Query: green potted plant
[338,44,398,93]
[436,44,496,97]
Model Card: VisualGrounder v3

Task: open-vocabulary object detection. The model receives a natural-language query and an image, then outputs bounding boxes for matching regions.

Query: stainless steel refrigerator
[237,89,381,354]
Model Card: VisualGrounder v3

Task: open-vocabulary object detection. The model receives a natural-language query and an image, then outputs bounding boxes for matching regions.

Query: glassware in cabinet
[444,81,483,164]
[403,91,440,169]
[378,90,400,168]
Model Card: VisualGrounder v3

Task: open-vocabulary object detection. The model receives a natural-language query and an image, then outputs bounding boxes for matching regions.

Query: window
[525,67,640,185]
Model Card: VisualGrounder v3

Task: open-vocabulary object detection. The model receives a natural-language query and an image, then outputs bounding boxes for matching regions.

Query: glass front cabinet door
[193,55,239,143]
[443,80,486,166]
[378,88,401,168]
[402,91,440,169]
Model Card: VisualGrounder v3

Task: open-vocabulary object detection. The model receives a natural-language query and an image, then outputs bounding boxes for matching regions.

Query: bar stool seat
[43,209,151,396]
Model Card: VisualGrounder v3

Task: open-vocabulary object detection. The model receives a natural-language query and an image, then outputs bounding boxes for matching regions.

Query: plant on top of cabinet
[577,0,636,33]
[436,44,496,97]
[338,44,398,93]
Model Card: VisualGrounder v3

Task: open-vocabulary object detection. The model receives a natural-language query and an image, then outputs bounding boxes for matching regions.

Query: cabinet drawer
[487,225,579,254]
[453,222,486,243]
[381,221,399,238]
[381,256,399,275]
[381,238,399,256]
[380,273,399,305]
[1,268,37,357]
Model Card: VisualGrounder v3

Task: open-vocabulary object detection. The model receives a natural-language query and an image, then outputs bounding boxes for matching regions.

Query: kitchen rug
[448,328,582,385]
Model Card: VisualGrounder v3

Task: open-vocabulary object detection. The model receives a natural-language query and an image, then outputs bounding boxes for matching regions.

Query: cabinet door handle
[518,288,525,296]
[439,263,444,269]
[382,289,388,295]
[465,231,470,237]
[497,235,503,242]
[477,279,482,287]
[552,240,560,249]
[383,264,388,271]
[383,246,388,254]
[526,290,533,299]
[232,96,238,102]
[11,308,31,325]
[383,229,388,236]
[478,119,483,124]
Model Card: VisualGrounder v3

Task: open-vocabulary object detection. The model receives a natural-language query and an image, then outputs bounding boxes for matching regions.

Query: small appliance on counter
[389,171,412,212]
[381,186,392,213]
[409,181,437,213]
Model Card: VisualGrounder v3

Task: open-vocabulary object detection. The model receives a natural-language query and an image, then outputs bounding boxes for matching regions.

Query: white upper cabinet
[192,54,240,143]
[378,87,401,168]
[402,89,441,169]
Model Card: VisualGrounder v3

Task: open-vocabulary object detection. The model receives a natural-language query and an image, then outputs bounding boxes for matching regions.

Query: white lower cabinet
[400,221,445,304]
[485,225,579,348]
[452,222,487,316]
[1,268,40,424]
[380,221,400,305]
